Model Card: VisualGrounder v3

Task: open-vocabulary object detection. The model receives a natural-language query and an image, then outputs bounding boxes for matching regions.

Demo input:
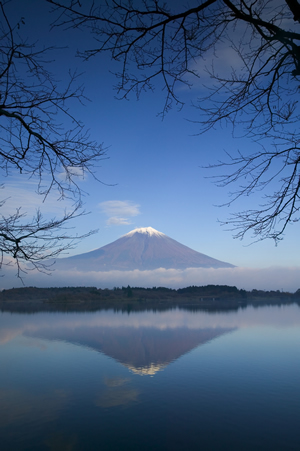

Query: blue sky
[1,0,300,290]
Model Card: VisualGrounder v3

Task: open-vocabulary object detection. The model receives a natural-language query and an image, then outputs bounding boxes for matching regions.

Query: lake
[0,303,299,450]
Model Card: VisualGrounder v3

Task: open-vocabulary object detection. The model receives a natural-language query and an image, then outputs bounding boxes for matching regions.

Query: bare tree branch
[0,202,97,281]
[47,0,300,242]
[0,1,106,278]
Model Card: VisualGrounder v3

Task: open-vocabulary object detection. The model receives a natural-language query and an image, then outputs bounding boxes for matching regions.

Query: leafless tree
[0,1,104,277]
[48,0,300,243]
[0,202,95,278]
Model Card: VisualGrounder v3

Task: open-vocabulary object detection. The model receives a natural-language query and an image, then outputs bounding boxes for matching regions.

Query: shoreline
[0,285,299,313]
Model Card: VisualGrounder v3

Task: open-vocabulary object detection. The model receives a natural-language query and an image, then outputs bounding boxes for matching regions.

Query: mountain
[28,323,235,376]
[56,227,234,271]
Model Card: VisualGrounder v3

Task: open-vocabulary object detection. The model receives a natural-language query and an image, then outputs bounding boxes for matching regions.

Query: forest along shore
[0,285,299,313]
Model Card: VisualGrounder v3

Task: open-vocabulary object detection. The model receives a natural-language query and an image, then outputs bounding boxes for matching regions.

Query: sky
[1,0,300,291]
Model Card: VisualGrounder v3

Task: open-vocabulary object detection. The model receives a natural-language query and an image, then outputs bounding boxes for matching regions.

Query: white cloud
[0,183,74,217]
[107,217,132,225]
[181,38,246,93]
[2,265,300,293]
[58,166,86,180]
[99,200,140,226]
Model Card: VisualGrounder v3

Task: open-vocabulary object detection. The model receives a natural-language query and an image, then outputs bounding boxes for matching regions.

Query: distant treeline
[0,284,299,303]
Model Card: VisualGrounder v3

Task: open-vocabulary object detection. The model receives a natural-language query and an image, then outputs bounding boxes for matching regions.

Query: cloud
[0,388,69,428]
[95,386,140,408]
[1,306,300,351]
[3,264,300,293]
[181,41,245,93]
[106,217,131,225]
[58,166,86,180]
[99,200,140,217]
[0,183,74,217]
[99,200,140,226]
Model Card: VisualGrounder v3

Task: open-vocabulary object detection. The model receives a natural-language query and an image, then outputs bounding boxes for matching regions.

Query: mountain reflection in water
[27,324,234,375]
[1,304,300,451]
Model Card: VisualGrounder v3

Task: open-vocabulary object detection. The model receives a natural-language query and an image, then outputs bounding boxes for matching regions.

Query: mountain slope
[57,227,235,271]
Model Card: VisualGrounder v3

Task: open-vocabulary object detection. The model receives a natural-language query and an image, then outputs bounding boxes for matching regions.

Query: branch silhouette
[0,1,105,278]
[48,0,300,242]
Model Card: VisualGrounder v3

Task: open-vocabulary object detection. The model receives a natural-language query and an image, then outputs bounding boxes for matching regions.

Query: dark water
[0,304,300,450]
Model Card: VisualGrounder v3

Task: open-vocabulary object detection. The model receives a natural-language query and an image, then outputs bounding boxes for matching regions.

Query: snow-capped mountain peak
[124,227,165,238]
[60,226,235,270]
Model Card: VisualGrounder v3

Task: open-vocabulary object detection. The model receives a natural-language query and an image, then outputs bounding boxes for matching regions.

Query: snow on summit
[57,226,235,270]
[124,227,165,237]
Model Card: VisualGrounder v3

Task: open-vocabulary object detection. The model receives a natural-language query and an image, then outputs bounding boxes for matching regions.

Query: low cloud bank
[2,266,300,292]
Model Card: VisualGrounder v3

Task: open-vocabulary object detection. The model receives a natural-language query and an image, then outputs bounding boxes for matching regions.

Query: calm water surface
[0,303,300,450]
